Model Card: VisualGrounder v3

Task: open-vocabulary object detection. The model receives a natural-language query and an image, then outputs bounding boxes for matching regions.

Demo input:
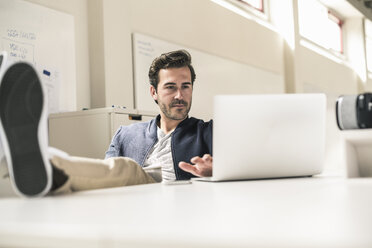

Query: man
[0,50,212,198]
[105,50,213,180]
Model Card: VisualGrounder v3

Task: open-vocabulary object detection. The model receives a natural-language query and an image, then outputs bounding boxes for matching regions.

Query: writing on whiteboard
[2,29,36,63]
[136,39,154,58]
[2,38,34,62]
[7,29,36,40]
[3,28,35,62]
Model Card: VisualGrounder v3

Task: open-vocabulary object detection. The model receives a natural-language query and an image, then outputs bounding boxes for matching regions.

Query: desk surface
[1,177,372,248]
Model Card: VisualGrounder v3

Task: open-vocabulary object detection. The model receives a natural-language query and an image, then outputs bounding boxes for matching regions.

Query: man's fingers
[191,155,212,163]
[179,155,213,177]
[202,154,212,162]
[190,156,202,164]
[179,162,198,175]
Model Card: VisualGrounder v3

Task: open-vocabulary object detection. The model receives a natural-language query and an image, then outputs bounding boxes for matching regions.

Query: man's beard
[159,99,191,121]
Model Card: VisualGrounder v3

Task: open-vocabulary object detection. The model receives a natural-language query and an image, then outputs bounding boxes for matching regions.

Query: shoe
[0,62,52,197]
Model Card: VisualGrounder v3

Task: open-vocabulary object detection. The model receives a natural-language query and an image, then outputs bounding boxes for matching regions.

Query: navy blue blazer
[105,115,213,180]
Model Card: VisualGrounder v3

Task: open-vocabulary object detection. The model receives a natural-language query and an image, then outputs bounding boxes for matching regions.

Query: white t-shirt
[143,127,176,182]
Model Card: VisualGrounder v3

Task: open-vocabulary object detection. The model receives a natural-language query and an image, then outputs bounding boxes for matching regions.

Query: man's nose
[175,89,183,99]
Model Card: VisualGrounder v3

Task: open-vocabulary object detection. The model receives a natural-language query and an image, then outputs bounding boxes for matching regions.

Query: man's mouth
[173,104,185,108]
[171,101,187,108]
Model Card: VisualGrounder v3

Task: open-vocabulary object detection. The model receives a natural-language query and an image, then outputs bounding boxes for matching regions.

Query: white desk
[0,177,372,248]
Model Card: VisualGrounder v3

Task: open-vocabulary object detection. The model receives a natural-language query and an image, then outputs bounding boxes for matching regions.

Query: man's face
[151,66,193,121]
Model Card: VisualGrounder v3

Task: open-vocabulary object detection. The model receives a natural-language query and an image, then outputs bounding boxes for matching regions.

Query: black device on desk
[336,93,372,130]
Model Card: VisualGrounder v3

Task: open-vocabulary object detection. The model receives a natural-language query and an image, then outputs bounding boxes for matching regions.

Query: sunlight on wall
[365,19,372,74]
[269,0,295,50]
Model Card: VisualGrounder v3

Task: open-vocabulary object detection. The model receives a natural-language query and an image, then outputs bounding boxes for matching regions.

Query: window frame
[238,0,264,13]
[364,19,372,75]
[224,0,268,21]
[327,10,344,54]
[297,0,345,58]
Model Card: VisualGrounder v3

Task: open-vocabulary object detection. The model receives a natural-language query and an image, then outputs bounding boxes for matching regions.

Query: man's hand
[179,154,213,177]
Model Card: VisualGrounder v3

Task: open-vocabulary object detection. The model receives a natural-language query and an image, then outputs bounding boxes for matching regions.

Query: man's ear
[150,85,158,101]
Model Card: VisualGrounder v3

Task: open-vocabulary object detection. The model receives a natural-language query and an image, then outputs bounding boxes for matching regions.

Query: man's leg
[0,62,156,198]
[50,155,156,194]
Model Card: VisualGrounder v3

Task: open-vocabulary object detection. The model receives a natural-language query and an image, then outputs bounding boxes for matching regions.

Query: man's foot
[0,62,52,197]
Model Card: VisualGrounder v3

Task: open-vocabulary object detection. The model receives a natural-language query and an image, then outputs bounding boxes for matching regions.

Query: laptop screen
[212,94,326,181]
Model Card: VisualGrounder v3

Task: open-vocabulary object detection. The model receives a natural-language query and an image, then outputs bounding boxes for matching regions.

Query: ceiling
[322,0,372,21]
[318,0,363,18]
[346,0,372,20]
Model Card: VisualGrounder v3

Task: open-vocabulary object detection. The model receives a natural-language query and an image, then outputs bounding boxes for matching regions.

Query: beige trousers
[50,156,157,195]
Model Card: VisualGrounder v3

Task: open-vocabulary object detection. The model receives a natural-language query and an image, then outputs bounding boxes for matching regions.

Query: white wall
[298,46,358,174]
[90,0,284,111]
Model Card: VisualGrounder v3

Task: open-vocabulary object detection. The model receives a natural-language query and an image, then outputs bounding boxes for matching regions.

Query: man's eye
[166,86,175,89]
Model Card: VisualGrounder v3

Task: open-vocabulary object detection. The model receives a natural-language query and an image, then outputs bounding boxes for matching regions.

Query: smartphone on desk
[162,180,192,185]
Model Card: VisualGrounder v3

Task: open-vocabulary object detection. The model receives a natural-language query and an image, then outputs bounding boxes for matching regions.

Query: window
[211,0,273,31]
[365,19,372,73]
[298,0,343,54]
[213,0,267,20]
[238,0,264,12]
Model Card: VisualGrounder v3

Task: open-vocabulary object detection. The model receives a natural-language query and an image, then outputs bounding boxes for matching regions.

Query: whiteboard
[0,0,76,114]
[132,33,285,121]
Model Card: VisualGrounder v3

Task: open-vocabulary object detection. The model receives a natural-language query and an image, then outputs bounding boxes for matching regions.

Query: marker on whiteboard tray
[112,105,126,109]
[43,70,51,77]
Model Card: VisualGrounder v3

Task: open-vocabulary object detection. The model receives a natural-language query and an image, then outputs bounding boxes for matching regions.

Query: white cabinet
[48,108,157,159]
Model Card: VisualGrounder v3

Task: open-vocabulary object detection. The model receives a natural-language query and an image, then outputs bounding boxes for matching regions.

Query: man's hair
[148,49,196,90]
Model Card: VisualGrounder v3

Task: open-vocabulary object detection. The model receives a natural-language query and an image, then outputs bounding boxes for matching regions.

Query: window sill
[299,38,346,64]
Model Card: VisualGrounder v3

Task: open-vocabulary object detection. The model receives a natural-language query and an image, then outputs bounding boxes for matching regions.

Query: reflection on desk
[0,177,372,248]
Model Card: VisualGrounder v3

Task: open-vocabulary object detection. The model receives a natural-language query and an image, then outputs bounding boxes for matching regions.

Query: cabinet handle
[129,114,142,121]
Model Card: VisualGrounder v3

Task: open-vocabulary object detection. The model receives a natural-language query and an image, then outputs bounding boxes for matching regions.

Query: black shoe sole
[0,62,51,197]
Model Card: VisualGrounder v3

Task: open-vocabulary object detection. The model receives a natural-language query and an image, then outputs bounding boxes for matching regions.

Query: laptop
[196,93,326,181]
